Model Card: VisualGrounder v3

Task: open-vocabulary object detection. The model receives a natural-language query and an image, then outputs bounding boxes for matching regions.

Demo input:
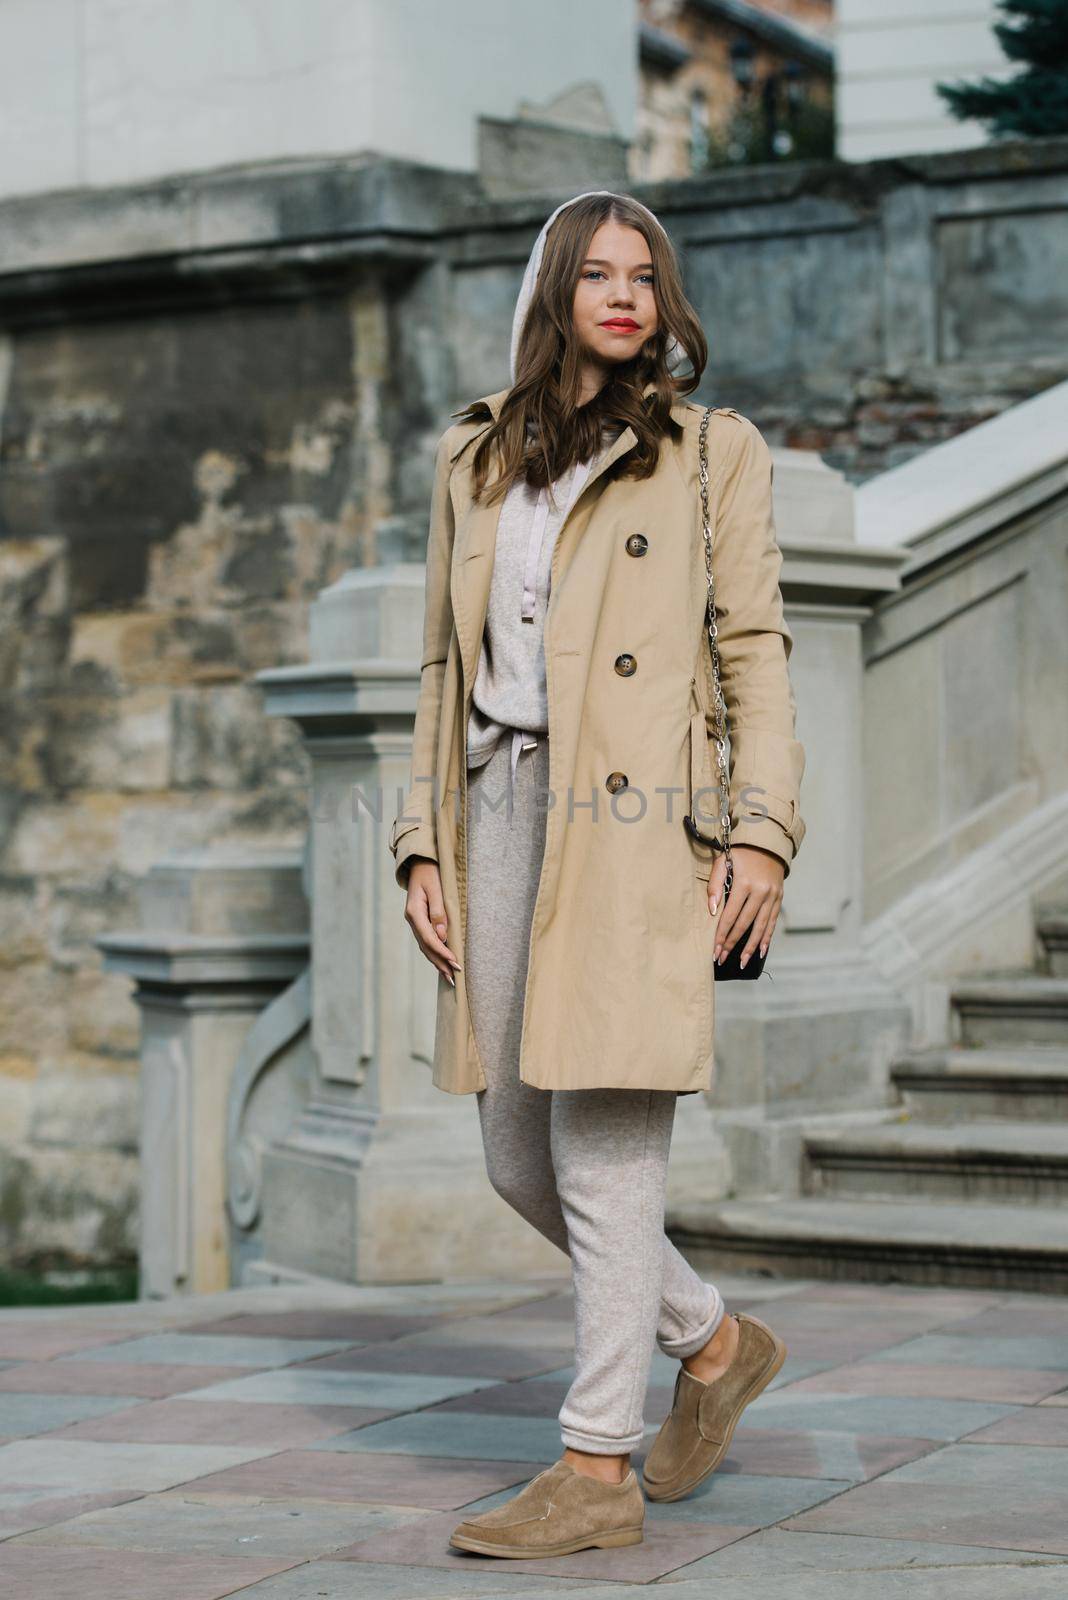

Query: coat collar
[449,380,693,462]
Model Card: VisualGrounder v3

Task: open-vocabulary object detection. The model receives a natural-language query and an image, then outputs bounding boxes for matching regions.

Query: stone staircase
[672,903,1068,1294]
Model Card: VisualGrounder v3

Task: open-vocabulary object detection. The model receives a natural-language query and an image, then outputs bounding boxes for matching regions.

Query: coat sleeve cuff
[727,815,796,878]
[727,791,805,880]
[389,818,438,891]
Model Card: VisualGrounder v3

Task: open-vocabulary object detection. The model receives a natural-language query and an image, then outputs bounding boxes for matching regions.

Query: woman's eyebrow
[582,258,655,270]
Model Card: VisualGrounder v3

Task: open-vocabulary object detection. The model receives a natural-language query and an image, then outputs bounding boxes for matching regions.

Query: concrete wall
[836,0,1007,160]
[0,0,635,201]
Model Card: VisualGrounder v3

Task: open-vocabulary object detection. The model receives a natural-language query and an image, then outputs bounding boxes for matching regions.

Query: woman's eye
[582,271,655,284]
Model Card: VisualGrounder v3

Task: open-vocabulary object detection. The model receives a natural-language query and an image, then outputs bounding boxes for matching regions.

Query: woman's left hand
[707,844,785,970]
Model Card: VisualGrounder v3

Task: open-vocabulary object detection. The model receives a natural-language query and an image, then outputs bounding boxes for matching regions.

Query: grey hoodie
[465,426,616,783]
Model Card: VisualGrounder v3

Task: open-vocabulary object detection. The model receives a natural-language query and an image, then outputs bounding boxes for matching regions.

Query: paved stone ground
[0,1271,1065,1597]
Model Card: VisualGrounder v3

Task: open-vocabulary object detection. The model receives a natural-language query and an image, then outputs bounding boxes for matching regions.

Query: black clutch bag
[688,405,768,981]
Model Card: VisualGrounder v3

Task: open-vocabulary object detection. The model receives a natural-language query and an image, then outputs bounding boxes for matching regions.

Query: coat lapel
[447,384,692,689]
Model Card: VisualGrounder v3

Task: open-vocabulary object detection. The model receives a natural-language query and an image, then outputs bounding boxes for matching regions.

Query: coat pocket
[685,708,723,882]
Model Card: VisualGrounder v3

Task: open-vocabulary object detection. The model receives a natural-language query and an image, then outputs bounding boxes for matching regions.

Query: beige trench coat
[389,385,805,1096]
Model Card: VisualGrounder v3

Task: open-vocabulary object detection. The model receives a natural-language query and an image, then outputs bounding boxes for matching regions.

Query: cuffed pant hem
[656,1282,726,1359]
[559,1424,647,1456]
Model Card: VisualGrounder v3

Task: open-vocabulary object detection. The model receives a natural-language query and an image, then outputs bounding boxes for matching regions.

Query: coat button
[605,771,628,794]
[614,652,637,676]
[625,533,648,557]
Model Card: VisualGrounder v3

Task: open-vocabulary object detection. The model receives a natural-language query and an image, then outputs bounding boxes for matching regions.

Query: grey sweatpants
[464,733,725,1456]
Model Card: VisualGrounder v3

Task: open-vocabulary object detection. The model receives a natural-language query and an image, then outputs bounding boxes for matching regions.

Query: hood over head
[509,189,690,384]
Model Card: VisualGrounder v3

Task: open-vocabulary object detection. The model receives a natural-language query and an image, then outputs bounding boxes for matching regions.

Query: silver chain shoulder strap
[698,406,733,896]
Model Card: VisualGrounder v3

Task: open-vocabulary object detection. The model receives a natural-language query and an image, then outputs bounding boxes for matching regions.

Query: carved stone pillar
[97,852,309,1297]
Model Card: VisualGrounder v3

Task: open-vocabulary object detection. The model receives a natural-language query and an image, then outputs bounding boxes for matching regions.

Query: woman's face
[572,221,659,368]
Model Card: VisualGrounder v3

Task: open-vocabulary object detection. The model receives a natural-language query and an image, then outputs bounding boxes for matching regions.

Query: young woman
[389,190,806,1559]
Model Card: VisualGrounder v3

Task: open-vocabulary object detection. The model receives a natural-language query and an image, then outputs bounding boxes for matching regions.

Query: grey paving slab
[938,1305,1068,1338]
[179,1310,434,1342]
[481,1293,576,1323]
[882,1441,1068,1488]
[646,1342,710,1382]
[965,1408,1068,1445]
[0,1360,254,1397]
[639,1471,849,1526]
[12,1486,426,1558]
[0,1438,273,1492]
[781,1361,1068,1403]
[426,1377,678,1422]
[784,1480,1068,1555]
[718,1427,937,1482]
[680,1526,1068,1577]
[304,1339,568,1381]
[48,1397,393,1446]
[231,1558,595,1596]
[185,1367,495,1409]
[521,1363,575,1386]
[742,1390,1022,1440]
[64,1333,354,1368]
[334,1503,754,1582]
[307,1410,562,1462]
[458,1469,846,1528]
[0,1325,135,1361]
[785,1285,1006,1316]
[868,1334,1068,1371]
[184,1448,540,1511]
[0,1487,145,1540]
[0,1543,296,1598]
[757,1306,950,1339]
[765,1357,841,1392]
[0,1393,142,1438]
[763,1334,926,1364]
[402,1315,576,1352]
[660,1568,1068,1598]
[715,1276,819,1302]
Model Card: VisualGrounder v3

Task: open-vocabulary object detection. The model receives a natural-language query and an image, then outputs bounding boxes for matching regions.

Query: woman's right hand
[404,858,463,987]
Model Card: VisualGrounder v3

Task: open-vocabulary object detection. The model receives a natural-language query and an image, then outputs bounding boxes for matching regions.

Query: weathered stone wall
[1,140,1066,1271]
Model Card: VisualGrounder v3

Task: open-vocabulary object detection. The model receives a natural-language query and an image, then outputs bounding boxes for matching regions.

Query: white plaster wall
[835,0,1012,160]
[0,0,636,200]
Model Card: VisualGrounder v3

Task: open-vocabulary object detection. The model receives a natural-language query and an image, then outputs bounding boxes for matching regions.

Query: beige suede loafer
[450,1457,644,1558]
[641,1312,787,1502]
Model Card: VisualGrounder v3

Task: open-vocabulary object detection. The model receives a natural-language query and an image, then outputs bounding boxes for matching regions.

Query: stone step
[951,973,1068,1046]
[891,1044,1068,1119]
[1036,904,1068,977]
[669,1197,1068,1294]
[803,1119,1068,1205]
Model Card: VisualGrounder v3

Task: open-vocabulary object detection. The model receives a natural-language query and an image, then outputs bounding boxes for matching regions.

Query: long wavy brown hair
[454,193,707,506]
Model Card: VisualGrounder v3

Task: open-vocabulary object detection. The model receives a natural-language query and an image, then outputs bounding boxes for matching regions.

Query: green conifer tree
[936,0,1068,136]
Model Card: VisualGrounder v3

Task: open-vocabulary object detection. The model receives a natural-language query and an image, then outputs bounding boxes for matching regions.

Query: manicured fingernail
[740,953,748,969]
[759,942,767,957]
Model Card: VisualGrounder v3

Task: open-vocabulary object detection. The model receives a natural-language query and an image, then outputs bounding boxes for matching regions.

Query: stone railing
[856,377,1068,1035]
